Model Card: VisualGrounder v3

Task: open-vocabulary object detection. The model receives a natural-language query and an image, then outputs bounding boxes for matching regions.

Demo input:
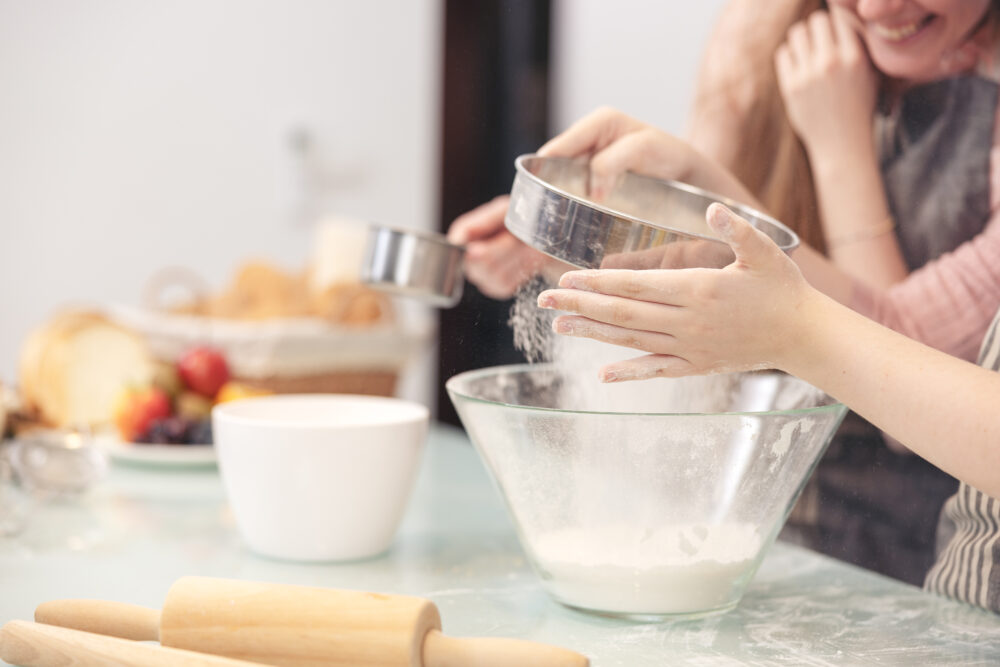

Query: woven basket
[234,370,397,397]
[106,305,432,398]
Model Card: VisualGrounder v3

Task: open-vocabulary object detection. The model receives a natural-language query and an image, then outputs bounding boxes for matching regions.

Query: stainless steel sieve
[505,154,798,269]
[361,224,466,308]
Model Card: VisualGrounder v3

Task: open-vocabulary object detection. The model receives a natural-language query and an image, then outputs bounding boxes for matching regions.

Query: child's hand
[774,9,877,161]
[537,204,815,381]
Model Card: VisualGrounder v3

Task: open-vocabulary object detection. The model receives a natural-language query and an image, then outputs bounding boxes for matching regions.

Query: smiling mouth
[872,15,936,42]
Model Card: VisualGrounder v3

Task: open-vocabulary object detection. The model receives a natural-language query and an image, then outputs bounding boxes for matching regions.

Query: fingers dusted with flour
[538,204,815,380]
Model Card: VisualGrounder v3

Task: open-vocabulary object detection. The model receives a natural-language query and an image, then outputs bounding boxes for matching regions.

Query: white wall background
[552,0,728,136]
[0,0,442,401]
[0,1,728,405]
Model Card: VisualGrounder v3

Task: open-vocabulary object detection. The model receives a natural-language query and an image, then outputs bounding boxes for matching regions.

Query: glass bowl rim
[445,363,846,418]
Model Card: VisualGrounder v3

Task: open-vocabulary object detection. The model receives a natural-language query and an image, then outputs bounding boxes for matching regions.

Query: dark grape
[142,416,192,445]
[187,419,213,445]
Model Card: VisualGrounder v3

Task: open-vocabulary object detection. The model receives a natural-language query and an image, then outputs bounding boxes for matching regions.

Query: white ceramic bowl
[212,394,429,562]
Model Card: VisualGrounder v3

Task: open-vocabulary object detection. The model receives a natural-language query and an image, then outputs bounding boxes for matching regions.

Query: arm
[686,0,768,167]
[784,286,1000,495]
[538,204,1000,498]
[775,9,908,289]
[687,0,806,166]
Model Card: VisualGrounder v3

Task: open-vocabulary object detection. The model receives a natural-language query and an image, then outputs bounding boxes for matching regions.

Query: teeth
[873,20,923,42]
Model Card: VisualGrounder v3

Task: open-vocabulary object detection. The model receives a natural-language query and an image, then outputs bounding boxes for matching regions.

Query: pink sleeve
[851,219,1000,361]
[850,119,1000,362]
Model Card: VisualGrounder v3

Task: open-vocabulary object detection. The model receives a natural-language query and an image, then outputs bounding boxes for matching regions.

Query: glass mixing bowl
[446,364,847,620]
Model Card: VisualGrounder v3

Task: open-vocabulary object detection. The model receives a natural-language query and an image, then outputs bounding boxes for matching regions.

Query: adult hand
[540,107,761,207]
[599,239,735,271]
[541,107,763,271]
[448,107,762,298]
[445,108,650,299]
[537,204,816,381]
[774,9,878,159]
[447,195,563,300]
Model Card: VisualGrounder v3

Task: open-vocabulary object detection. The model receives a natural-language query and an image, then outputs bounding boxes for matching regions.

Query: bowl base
[554,598,740,623]
[244,542,392,564]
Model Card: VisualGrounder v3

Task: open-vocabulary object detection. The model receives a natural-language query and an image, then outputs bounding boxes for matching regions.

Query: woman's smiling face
[830,0,992,81]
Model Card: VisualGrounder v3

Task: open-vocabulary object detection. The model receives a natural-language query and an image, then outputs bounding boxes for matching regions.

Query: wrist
[773,288,834,380]
[805,137,878,181]
[826,215,897,248]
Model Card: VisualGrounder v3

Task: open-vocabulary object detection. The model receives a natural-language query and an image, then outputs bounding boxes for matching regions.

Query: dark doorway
[436,0,552,425]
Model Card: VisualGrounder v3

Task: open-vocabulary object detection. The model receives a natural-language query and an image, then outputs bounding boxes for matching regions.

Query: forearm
[686,150,766,212]
[686,0,761,167]
[809,146,909,288]
[782,291,1000,497]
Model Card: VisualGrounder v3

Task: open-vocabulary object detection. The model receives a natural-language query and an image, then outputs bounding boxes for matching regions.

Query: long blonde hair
[722,0,827,253]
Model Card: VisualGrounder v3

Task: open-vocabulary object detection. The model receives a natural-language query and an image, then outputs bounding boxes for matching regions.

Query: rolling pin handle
[422,629,589,667]
[0,620,263,667]
[34,599,161,641]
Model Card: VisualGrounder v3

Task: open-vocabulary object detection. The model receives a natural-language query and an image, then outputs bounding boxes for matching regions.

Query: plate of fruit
[104,346,268,467]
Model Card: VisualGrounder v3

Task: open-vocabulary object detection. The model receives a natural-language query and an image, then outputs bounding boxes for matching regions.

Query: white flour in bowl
[531,522,762,615]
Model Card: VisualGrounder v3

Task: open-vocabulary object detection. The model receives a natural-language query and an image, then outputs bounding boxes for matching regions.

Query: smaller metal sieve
[361,224,466,308]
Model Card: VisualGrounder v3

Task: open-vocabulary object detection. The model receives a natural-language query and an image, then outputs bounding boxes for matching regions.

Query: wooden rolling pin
[35,577,589,667]
[0,620,266,667]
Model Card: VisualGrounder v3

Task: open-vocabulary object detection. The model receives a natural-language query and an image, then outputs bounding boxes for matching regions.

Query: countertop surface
[2,423,1000,666]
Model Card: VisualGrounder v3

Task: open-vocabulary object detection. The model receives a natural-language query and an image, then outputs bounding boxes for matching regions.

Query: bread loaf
[19,312,156,428]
